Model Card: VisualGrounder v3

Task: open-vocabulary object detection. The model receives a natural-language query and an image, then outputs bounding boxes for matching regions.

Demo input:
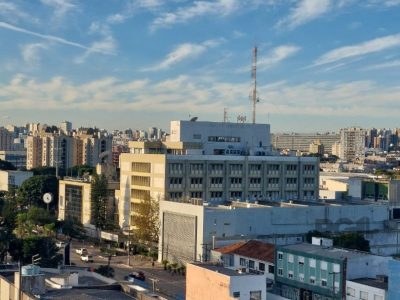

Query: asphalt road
[68,241,185,300]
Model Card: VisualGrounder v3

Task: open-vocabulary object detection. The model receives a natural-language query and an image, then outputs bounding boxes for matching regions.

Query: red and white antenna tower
[250,46,260,124]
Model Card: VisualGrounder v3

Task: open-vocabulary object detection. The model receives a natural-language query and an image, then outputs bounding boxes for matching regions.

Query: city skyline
[0,0,399,131]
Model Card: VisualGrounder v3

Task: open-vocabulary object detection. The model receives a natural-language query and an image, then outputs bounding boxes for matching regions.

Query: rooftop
[279,243,372,260]
[191,263,255,277]
[215,240,275,263]
[41,288,135,299]
[350,278,388,290]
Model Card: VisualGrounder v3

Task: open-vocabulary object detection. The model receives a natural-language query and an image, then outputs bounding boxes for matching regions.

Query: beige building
[309,139,324,155]
[339,127,367,161]
[58,164,119,228]
[0,127,13,151]
[119,152,319,229]
[186,263,266,300]
[26,129,112,170]
[272,132,339,154]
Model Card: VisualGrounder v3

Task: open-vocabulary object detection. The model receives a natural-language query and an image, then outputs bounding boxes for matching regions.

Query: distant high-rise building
[339,127,366,161]
[60,121,72,135]
[0,127,13,151]
[26,127,112,170]
[272,133,339,154]
[309,139,324,155]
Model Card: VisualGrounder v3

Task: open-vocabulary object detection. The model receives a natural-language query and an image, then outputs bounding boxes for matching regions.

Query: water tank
[21,265,40,276]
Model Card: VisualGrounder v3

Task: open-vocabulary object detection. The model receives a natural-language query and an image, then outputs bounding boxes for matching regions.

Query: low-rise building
[0,170,33,191]
[58,164,119,231]
[211,240,275,281]
[274,241,392,300]
[346,277,387,300]
[186,263,266,300]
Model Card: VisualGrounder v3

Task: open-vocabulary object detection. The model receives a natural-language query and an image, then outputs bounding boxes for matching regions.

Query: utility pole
[250,46,260,124]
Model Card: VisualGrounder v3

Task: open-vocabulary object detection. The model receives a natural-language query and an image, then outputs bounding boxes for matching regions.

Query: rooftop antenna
[223,108,228,122]
[250,46,260,124]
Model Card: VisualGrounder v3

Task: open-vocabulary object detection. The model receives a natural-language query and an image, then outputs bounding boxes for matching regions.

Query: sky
[0,0,399,133]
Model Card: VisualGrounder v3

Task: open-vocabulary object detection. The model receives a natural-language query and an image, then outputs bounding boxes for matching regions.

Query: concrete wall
[347,256,392,280]
[160,200,391,262]
[388,259,400,299]
[346,280,386,300]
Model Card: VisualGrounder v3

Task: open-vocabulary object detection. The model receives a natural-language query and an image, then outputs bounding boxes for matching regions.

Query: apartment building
[272,133,339,154]
[339,127,367,161]
[0,150,26,169]
[26,129,112,170]
[274,240,392,300]
[0,127,13,151]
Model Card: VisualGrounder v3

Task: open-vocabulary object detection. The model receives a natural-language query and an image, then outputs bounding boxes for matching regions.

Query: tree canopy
[17,175,58,210]
[131,195,159,246]
[91,174,108,230]
[306,230,370,252]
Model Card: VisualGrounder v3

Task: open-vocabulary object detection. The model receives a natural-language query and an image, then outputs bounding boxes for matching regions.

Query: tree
[17,175,58,210]
[56,218,86,239]
[0,159,16,170]
[333,232,370,252]
[9,236,62,267]
[67,165,95,177]
[0,196,17,262]
[91,174,108,230]
[131,195,159,246]
[16,207,56,238]
[95,265,114,278]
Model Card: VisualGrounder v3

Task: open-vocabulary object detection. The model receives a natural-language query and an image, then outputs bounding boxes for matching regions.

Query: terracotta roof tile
[215,240,275,263]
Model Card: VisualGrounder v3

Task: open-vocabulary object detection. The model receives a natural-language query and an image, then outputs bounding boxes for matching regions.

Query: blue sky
[0,0,399,132]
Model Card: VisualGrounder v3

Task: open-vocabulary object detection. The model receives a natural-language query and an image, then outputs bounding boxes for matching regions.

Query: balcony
[210,170,223,176]
[230,184,242,189]
[210,184,223,189]
[190,184,203,189]
[169,184,183,190]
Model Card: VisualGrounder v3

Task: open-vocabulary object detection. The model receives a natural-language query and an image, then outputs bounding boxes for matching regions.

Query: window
[299,274,304,282]
[250,291,261,300]
[333,263,340,273]
[309,277,316,285]
[374,295,383,300]
[309,259,316,268]
[288,272,294,279]
[288,254,294,263]
[346,287,355,297]
[360,291,368,300]
[193,134,201,139]
[321,279,327,287]
[278,252,283,260]
[298,256,304,264]
[268,265,274,274]
[233,291,240,298]
[240,258,246,266]
[259,263,265,271]
[320,261,327,270]
[248,260,255,269]
[278,268,283,276]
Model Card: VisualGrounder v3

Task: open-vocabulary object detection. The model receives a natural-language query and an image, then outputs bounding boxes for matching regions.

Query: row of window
[278,252,340,272]
[168,163,316,173]
[168,191,315,201]
[239,258,274,274]
[346,287,383,300]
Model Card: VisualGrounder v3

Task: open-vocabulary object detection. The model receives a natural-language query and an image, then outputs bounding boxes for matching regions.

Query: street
[68,241,185,300]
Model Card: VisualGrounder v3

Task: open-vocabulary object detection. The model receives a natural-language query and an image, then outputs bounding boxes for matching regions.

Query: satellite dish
[43,193,53,204]
[190,117,198,122]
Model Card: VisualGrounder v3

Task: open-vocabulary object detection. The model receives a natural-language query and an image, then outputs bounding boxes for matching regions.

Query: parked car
[56,241,65,248]
[76,248,88,255]
[80,254,94,263]
[125,271,145,282]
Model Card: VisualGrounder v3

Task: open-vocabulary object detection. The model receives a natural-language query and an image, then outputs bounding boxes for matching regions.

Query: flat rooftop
[280,244,372,260]
[350,278,388,290]
[41,288,135,299]
[191,263,254,277]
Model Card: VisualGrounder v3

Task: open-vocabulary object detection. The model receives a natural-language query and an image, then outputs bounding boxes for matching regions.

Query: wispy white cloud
[363,59,400,70]
[141,39,224,71]
[150,0,240,31]
[40,0,77,19]
[276,0,331,30]
[0,1,38,23]
[2,74,400,121]
[75,36,117,64]
[106,0,165,24]
[21,43,48,67]
[0,21,114,57]
[237,45,301,73]
[314,33,400,66]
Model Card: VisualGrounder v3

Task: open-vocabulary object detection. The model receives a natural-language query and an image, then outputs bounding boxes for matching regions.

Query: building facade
[272,133,339,154]
[339,128,366,161]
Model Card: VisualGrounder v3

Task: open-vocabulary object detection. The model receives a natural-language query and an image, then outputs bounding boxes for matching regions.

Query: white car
[80,254,94,263]
[76,248,88,255]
